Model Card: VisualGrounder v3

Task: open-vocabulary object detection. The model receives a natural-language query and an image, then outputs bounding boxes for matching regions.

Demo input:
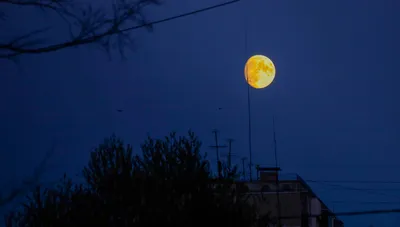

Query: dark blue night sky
[1,0,399,226]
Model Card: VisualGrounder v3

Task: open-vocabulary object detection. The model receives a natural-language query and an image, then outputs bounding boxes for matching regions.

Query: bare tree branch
[0,141,57,207]
[0,0,72,9]
[0,0,161,60]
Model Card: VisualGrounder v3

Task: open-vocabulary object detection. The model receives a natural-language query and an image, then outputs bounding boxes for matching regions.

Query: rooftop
[237,167,343,224]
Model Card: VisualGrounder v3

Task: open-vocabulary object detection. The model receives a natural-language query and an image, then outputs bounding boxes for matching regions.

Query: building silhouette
[236,167,344,227]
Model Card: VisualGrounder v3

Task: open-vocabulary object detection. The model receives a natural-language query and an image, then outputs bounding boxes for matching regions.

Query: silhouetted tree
[0,0,160,60]
[5,131,262,227]
[4,175,105,227]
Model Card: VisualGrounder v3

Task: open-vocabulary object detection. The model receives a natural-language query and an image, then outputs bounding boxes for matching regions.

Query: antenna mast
[273,116,282,226]
[243,0,253,182]
[241,157,247,180]
[226,138,235,169]
[209,129,227,178]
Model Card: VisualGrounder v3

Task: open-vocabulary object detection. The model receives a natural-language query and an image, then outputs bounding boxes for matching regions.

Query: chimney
[256,166,281,182]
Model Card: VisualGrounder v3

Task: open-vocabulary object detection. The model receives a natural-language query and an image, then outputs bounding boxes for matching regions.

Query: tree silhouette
[5,131,263,227]
[0,0,160,60]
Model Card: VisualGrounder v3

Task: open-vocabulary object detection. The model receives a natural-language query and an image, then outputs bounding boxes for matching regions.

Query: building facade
[237,167,344,227]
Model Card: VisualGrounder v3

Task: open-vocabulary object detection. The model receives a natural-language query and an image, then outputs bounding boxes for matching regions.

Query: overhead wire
[306,180,400,200]
[1,0,242,58]
[120,0,241,33]
[278,173,400,185]
[306,180,400,184]
[276,173,400,211]
[331,201,400,205]
[279,208,400,219]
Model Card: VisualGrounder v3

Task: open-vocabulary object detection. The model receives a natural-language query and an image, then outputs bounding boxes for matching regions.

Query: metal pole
[241,157,247,180]
[243,0,252,182]
[209,130,227,178]
[247,84,253,182]
[213,129,220,164]
[273,116,282,226]
[227,139,234,169]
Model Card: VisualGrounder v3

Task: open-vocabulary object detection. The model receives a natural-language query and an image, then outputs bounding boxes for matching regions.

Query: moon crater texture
[244,55,276,89]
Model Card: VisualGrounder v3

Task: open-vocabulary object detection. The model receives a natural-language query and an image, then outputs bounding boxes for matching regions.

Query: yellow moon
[244,55,276,89]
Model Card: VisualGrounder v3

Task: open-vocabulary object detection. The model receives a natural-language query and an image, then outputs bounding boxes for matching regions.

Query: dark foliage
[5,131,260,227]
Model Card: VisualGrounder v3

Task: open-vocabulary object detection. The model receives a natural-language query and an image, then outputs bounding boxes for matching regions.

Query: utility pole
[243,0,253,182]
[241,157,247,180]
[209,129,227,178]
[273,116,282,226]
[226,138,235,169]
[247,86,253,182]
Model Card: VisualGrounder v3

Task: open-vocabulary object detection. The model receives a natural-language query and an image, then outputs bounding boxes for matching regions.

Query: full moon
[244,55,276,89]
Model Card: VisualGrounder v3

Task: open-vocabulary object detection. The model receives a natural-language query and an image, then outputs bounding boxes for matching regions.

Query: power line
[306,180,400,184]
[307,180,400,193]
[279,208,400,219]
[329,188,400,191]
[241,157,247,180]
[332,201,400,205]
[226,138,235,169]
[307,180,400,200]
[121,0,240,33]
[272,116,281,226]
[295,165,400,169]
[1,0,241,58]
[209,129,227,178]
[265,173,400,190]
